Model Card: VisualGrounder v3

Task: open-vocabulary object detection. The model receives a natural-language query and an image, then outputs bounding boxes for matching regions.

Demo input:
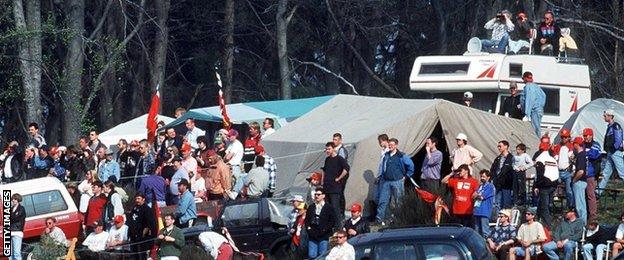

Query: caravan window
[543,88,560,115]
[419,63,470,75]
[509,63,523,78]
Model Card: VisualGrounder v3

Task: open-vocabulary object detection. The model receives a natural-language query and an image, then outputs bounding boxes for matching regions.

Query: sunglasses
[337,236,346,238]
[525,213,534,215]
[46,221,54,225]
[314,193,323,196]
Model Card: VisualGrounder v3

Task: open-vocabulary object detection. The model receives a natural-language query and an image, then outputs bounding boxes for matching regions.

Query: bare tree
[223,0,235,103]
[151,0,170,98]
[276,0,298,99]
[12,0,42,127]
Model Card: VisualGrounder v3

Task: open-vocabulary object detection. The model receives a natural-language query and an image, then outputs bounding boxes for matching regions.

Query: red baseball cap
[573,137,584,145]
[539,142,551,151]
[181,143,192,152]
[350,203,362,212]
[582,128,593,136]
[310,172,321,181]
[114,215,124,224]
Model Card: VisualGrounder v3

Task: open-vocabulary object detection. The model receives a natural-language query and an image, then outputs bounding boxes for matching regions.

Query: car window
[373,242,416,260]
[24,190,68,216]
[221,203,259,227]
[420,244,464,260]
[464,231,490,259]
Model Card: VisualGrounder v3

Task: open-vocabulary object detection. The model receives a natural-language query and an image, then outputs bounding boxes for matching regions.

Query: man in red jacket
[84,180,108,235]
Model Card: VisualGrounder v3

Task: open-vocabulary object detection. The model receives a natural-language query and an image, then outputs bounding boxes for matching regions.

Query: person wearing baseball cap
[450,133,483,174]
[571,136,589,224]
[255,145,277,196]
[463,91,473,107]
[510,207,546,259]
[343,203,369,239]
[106,215,129,251]
[553,128,575,209]
[542,207,584,259]
[599,108,624,197]
[487,209,516,259]
[288,195,305,232]
[306,172,323,203]
[533,143,558,228]
[175,178,197,228]
[582,127,601,223]
[225,128,245,195]
[521,70,546,137]
[99,148,121,183]
[81,220,110,255]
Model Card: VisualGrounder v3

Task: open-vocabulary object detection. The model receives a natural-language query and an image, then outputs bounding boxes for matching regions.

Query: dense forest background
[1,0,623,145]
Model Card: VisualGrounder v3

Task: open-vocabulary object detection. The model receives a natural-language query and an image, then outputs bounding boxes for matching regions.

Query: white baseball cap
[456,133,468,141]
[463,91,473,100]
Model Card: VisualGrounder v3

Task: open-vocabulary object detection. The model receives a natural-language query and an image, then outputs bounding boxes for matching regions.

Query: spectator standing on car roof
[343,203,369,239]
[10,193,26,260]
[520,71,546,137]
[326,230,355,260]
[156,213,185,260]
[442,164,479,227]
[306,187,337,259]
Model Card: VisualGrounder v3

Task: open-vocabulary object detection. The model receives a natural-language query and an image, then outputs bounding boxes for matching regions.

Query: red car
[2,177,82,242]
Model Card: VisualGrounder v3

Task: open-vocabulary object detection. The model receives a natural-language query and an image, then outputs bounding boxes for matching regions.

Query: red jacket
[85,194,108,227]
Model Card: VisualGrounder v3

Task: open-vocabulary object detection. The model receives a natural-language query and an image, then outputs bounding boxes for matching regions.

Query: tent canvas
[163,96,333,130]
[555,98,624,145]
[99,114,175,147]
[262,95,539,210]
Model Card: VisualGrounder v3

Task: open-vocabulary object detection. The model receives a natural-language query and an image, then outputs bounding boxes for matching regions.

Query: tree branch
[325,0,402,97]
[292,58,359,95]
[87,0,114,41]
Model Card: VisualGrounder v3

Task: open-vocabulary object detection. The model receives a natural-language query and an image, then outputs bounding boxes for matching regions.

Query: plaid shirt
[263,155,277,191]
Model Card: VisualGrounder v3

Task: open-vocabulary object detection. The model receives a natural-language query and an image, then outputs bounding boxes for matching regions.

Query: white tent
[556,98,624,145]
[99,114,175,147]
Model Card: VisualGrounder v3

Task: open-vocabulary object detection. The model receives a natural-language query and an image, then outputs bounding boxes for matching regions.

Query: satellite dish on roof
[467,37,482,53]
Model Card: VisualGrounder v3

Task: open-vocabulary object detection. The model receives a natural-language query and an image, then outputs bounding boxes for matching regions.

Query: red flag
[146,84,161,144]
[570,94,578,112]
[150,190,164,259]
[215,71,232,129]
[416,188,438,203]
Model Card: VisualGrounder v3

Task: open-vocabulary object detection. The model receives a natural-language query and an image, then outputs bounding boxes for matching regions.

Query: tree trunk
[151,0,170,99]
[61,0,85,144]
[431,0,448,54]
[223,0,235,103]
[276,0,292,99]
[13,0,43,128]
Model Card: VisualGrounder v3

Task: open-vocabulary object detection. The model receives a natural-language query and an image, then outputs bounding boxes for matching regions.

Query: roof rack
[379,223,464,232]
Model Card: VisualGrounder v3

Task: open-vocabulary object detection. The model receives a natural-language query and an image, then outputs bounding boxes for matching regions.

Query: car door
[416,242,467,260]
[220,201,262,251]
[371,241,417,260]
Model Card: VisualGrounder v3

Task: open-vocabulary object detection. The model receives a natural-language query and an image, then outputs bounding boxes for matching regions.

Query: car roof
[349,226,473,245]
[1,177,67,194]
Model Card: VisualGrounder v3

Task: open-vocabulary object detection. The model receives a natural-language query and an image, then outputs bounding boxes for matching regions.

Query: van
[409,53,591,132]
[1,177,82,241]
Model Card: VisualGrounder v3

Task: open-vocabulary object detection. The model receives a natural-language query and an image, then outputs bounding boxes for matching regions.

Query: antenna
[466,37,482,53]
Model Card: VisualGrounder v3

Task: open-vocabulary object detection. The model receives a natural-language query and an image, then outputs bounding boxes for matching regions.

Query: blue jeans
[473,216,490,238]
[495,189,512,213]
[598,151,624,194]
[376,179,404,222]
[573,180,588,224]
[559,170,575,208]
[583,243,607,260]
[232,165,246,193]
[375,178,385,202]
[530,108,543,137]
[481,34,509,53]
[10,235,22,260]
[543,240,576,260]
[308,239,328,259]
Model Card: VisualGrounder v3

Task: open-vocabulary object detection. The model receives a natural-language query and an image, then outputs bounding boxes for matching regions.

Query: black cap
[171,156,182,162]
[40,145,50,152]
[178,178,190,187]
[566,207,577,214]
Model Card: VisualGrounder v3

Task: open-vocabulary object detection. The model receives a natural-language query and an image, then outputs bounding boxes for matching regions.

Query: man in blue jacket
[582,128,601,224]
[521,71,546,137]
[376,138,415,225]
[598,109,624,194]
[175,178,197,228]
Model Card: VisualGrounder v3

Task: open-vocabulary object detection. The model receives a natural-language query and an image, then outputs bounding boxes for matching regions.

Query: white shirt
[556,145,572,170]
[107,224,129,250]
[261,128,275,139]
[199,231,229,259]
[185,127,206,150]
[48,227,69,247]
[83,231,110,252]
[616,223,624,240]
[2,154,14,178]
[225,140,244,165]
[327,243,355,260]
[191,177,206,194]
[536,151,559,182]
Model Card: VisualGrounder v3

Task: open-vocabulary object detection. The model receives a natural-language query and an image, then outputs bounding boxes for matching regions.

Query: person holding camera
[481,10,514,53]
[1,141,24,183]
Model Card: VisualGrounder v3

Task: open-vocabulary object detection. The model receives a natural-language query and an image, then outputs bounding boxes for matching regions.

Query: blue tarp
[163,95,334,129]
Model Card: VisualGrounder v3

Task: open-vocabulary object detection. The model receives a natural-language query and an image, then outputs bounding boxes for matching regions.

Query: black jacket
[534,162,558,188]
[10,204,26,232]
[1,152,24,183]
[305,202,336,241]
[490,153,514,190]
[61,154,88,181]
[128,203,156,240]
[343,217,369,239]
[159,136,183,158]
[586,225,618,247]
[499,95,524,119]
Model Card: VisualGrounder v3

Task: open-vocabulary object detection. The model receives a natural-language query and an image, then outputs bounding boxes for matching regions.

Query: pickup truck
[182,197,296,257]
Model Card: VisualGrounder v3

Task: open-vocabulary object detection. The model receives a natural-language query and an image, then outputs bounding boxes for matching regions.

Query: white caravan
[409,53,591,131]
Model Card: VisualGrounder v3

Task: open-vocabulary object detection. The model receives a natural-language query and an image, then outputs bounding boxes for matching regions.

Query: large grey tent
[262,95,539,209]
[555,98,624,145]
